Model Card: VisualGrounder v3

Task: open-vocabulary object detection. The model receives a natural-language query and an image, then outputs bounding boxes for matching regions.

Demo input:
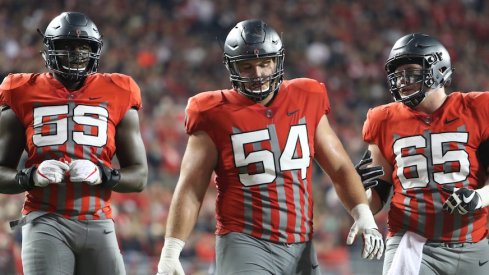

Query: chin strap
[402,91,426,108]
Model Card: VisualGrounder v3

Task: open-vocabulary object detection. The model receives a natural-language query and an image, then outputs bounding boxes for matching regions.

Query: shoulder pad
[104,73,137,92]
[367,104,392,122]
[284,78,325,94]
[189,91,225,112]
[0,73,33,91]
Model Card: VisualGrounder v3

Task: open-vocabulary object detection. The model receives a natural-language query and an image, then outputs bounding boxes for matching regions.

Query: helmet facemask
[387,59,430,108]
[387,55,452,108]
[225,51,285,101]
[44,39,101,81]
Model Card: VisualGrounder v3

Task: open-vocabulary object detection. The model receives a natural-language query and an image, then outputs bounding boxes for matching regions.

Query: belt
[425,241,473,248]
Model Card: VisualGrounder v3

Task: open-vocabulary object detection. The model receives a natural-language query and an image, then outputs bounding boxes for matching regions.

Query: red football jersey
[363,92,489,242]
[0,73,142,220]
[185,78,330,244]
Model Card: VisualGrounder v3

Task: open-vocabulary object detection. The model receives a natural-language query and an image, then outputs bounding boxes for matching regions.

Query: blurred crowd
[1,0,489,274]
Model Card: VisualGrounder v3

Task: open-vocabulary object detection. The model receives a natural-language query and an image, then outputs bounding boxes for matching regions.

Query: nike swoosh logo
[287,110,298,116]
[462,192,475,204]
[444,117,459,124]
[89,97,102,100]
[479,260,488,266]
[103,229,114,234]
[312,264,319,269]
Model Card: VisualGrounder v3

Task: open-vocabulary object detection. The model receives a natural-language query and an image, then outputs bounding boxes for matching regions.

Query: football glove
[355,150,384,190]
[347,204,384,260]
[33,160,70,187]
[442,186,482,215]
[157,237,185,275]
[69,159,102,185]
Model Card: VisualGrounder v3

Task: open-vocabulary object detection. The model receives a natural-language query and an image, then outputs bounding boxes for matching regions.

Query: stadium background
[0,0,488,274]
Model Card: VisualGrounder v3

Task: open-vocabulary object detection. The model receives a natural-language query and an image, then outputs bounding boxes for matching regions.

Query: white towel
[386,231,427,275]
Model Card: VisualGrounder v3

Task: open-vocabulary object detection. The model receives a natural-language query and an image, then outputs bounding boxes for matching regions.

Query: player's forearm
[111,164,148,193]
[366,189,384,215]
[0,167,27,194]
[165,193,202,241]
[331,165,369,211]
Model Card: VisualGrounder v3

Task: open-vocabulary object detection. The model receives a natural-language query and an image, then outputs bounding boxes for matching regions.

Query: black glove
[442,186,482,215]
[355,150,384,190]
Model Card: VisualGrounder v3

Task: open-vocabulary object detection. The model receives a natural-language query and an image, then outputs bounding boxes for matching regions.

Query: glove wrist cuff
[15,167,36,191]
[476,185,489,208]
[162,237,185,259]
[351,203,378,229]
[98,164,121,189]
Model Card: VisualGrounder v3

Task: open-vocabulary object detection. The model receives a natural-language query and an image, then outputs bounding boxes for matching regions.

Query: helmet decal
[254,48,260,57]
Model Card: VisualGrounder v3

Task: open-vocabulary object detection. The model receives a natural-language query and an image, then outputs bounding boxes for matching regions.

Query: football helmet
[385,33,453,108]
[223,19,285,101]
[40,12,103,80]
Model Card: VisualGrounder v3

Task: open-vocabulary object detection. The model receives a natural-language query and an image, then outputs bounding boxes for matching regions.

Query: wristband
[162,237,185,259]
[15,167,36,191]
[351,203,378,229]
[98,164,121,189]
[373,179,392,206]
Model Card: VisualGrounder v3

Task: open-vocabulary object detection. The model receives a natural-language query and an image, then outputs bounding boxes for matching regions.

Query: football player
[361,33,489,274]
[0,12,148,275]
[156,19,383,275]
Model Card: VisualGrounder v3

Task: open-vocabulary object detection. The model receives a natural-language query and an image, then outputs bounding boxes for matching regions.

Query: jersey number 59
[32,105,108,147]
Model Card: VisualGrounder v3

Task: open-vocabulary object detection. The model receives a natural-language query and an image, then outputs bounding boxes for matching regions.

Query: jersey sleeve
[0,86,8,107]
[319,82,331,116]
[289,78,330,123]
[108,73,142,111]
[127,76,142,110]
[185,96,207,135]
[0,73,31,108]
[362,107,385,145]
[468,92,489,140]
[184,92,223,136]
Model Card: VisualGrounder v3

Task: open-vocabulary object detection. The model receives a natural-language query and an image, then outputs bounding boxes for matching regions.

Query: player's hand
[442,186,482,215]
[157,237,185,275]
[69,159,102,185]
[157,258,185,275]
[355,150,384,190]
[33,160,70,187]
[346,204,384,260]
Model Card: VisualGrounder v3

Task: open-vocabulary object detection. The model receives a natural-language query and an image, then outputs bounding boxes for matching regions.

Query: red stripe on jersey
[268,183,280,243]
[48,185,58,213]
[93,187,101,220]
[284,178,297,243]
[63,182,74,218]
[80,182,90,220]
[409,192,419,231]
[423,191,435,237]
[250,185,264,238]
